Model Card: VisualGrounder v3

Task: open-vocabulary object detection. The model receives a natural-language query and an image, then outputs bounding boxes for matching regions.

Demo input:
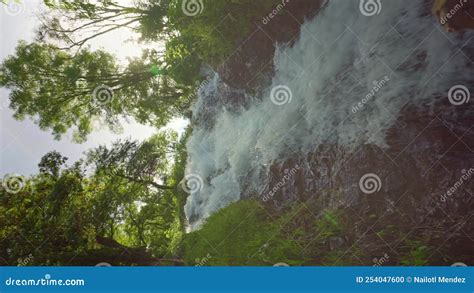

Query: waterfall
[184,0,474,230]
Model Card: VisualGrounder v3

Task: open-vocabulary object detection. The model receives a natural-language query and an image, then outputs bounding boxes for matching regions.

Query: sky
[0,1,188,177]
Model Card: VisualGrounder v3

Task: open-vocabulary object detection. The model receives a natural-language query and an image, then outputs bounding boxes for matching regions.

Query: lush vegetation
[0,0,286,266]
[0,0,279,140]
[182,199,444,266]
[1,131,187,265]
[1,0,451,267]
[1,0,448,267]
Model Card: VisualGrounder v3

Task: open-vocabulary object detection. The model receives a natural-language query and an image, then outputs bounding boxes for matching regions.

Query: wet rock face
[191,75,249,130]
[259,100,474,263]
[216,0,323,91]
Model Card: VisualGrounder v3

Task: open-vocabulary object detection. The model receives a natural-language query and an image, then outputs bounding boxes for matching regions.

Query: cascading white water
[184,0,474,230]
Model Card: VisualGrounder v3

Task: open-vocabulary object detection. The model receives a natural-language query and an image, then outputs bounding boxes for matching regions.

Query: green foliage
[38,151,68,177]
[0,168,96,265]
[0,132,184,265]
[1,0,282,141]
[0,42,186,141]
[164,35,203,86]
[169,0,277,60]
[182,198,372,266]
[39,1,167,49]
[86,130,177,190]
[166,127,192,254]
[400,240,432,266]
[160,0,282,85]
[0,0,326,266]
[314,211,343,240]
[183,201,297,266]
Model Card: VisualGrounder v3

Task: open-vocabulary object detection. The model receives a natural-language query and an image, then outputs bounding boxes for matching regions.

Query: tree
[85,131,181,253]
[86,131,177,190]
[0,41,187,141]
[38,151,68,177]
[39,0,169,50]
[0,140,183,266]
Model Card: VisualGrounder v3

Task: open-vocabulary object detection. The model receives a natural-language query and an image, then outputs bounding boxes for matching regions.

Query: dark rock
[216,0,324,92]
